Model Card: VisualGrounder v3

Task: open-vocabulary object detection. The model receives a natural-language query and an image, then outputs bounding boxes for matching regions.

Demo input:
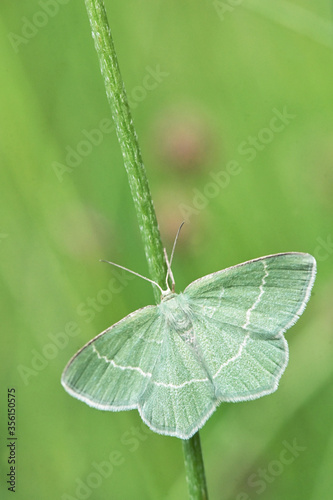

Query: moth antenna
[100,260,165,294]
[164,221,185,292]
[164,248,175,292]
[170,221,185,268]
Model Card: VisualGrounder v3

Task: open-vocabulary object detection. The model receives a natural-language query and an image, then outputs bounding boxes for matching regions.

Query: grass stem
[83,2,209,499]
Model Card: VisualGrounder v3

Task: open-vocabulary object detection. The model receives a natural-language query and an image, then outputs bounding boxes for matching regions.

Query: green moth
[61,252,316,439]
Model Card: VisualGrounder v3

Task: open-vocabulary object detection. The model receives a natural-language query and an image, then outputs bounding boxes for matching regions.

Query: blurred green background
[1,1,333,499]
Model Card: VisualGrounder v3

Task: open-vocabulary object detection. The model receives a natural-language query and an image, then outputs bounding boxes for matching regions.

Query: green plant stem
[83,2,209,499]
[183,433,209,500]
[84,0,166,300]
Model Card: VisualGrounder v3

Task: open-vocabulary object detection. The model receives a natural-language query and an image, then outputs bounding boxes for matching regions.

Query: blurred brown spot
[155,190,205,254]
[152,105,216,172]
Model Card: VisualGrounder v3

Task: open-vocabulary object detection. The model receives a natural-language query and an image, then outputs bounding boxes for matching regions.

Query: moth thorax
[168,311,194,345]
[169,309,192,328]
[163,297,195,344]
